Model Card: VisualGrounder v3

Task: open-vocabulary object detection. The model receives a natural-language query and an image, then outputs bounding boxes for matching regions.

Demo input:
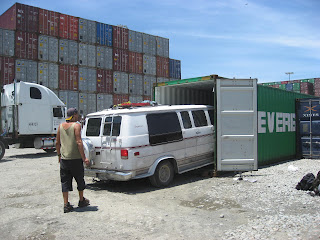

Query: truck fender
[148,155,177,176]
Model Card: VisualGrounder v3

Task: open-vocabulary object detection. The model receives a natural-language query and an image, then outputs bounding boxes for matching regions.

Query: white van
[82,104,214,187]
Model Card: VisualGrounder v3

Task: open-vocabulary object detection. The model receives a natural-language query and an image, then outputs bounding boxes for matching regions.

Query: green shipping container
[293,83,300,91]
[279,84,286,90]
[258,86,312,165]
[301,78,315,83]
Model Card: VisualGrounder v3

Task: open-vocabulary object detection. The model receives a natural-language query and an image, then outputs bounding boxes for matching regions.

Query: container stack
[260,78,315,95]
[0,3,182,116]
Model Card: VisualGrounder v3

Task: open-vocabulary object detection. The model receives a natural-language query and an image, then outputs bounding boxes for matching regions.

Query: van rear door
[216,78,258,171]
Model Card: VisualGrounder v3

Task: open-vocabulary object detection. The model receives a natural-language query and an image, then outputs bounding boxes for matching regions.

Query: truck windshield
[103,116,122,136]
[86,118,102,136]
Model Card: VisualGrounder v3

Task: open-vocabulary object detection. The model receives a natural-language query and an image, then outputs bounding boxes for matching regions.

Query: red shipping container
[0,3,39,33]
[59,65,78,90]
[39,9,59,37]
[113,26,129,50]
[96,69,113,94]
[15,31,38,60]
[113,49,129,72]
[0,56,15,85]
[156,56,169,78]
[113,94,129,105]
[143,95,152,101]
[59,14,79,40]
[129,52,143,74]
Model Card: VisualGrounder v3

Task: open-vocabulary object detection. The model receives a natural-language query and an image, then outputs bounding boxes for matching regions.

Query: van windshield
[103,116,122,136]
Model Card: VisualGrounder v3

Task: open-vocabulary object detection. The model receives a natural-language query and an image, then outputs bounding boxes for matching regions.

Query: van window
[30,87,42,99]
[53,107,63,118]
[103,116,122,136]
[147,112,182,145]
[192,110,208,127]
[180,111,192,129]
[208,110,214,125]
[86,118,102,136]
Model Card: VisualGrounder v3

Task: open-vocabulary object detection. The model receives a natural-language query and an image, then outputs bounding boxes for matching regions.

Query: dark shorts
[60,159,86,192]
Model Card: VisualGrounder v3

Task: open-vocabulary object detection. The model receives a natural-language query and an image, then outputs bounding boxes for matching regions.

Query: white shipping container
[129,30,143,53]
[88,44,96,68]
[0,28,14,57]
[79,43,88,66]
[96,46,112,70]
[143,75,156,96]
[79,18,97,44]
[59,39,78,65]
[142,33,156,56]
[143,55,156,76]
[97,93,113,111]
[38,62,58,89]
[129,95,143,103]
[156,36,169,58]
[38,35,58,62]
[59,90,79,110]
[129,73,143,95]
[15,59,38,83]
[79,67,97,92]
[113,71,128,94]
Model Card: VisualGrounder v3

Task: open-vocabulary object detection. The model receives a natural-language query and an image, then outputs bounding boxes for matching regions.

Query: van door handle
[196,131,201,134]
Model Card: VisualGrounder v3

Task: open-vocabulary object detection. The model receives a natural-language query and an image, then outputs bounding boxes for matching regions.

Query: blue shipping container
[299,121,320,136]
[169,59,181,79]
[96,23,113,47]
[300,137,320,158]
[297,98,320,121]
[285,83,293,91]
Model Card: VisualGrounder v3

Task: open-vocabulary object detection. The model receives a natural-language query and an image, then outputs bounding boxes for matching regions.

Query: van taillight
[121,149,128,159]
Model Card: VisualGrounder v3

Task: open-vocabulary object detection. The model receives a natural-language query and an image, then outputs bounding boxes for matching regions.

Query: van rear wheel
[149,160,174,188]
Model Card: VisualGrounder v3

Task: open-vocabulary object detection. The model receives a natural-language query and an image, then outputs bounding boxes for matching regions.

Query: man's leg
[63,192,69,205]
[78,190,84,202]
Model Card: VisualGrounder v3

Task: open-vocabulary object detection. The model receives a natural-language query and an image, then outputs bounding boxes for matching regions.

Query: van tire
[0,140,5,160]
[149,160,174,188]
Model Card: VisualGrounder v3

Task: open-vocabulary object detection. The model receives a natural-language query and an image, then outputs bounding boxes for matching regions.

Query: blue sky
[1,0,319,83]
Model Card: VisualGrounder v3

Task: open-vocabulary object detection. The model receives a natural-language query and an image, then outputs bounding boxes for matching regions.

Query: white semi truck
[0,81,66,160]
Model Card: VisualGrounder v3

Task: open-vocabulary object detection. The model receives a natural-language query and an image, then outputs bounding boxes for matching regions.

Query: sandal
[78,197,90,207]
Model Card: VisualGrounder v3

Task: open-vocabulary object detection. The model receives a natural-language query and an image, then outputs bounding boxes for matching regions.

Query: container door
[216,78,258,171]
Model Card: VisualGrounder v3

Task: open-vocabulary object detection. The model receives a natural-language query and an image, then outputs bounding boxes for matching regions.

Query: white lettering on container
[258,111,296,133]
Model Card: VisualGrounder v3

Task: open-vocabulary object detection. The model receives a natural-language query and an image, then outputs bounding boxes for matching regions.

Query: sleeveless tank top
[60,123,82,160]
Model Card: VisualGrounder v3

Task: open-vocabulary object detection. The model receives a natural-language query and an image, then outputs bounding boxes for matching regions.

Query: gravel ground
[0,147,320,240]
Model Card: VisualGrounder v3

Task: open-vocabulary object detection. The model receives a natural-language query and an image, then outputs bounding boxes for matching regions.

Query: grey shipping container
[129,95,143,103]
[129,30,143,53]
[38,62,58,89]
[79,18,97,44]
[15,59,37,83]
[142,33,156,56]
[143,55,156,76]
[79,92,97,116]
[79,67,97,92]
[129,73,143,95]
[59,39,78,65]
[97,93,113,111]
[143,75,156,96]
[0,28,14,57]
[96,46,112,70]
[58,90,79,110]
[113,71,128,94]
[38,35,58,62]
[157,77,169,83]
[156,36,169,58]
[79,43,96,68]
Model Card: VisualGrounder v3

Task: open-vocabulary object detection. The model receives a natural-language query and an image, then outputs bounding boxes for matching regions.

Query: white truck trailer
[0,81,66,160]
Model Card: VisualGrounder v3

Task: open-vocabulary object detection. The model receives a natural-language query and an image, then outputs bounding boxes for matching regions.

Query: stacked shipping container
[261,78,316,95]
[0,3,181,116]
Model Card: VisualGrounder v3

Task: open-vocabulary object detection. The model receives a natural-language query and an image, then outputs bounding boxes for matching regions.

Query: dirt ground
[1,147,320,240]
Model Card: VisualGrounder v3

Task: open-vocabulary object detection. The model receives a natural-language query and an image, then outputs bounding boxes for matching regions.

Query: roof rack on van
[112,100,158,109]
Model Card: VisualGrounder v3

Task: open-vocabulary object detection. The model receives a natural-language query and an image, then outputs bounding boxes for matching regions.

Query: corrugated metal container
[157,77,169,83]
[59,14,78,40]
[169,59,181,79]
[279,84,286,90]
[15,59,37,83]
[129,95,143,103]
[143,95,151,101]
[156,56,169,78]
[281,81,289,84]
[97,93,113,111]
[0,3,39,33]
[38,35,58,62]
[79,67,97,92]
[314,78,320,89]
[129,73,143,95]
[156,36,169,57]
[96,69,113,93]
[97,46,112,70]
[38,62,58,89]
[128,30,143,53]
[96,22,113,47]
[113,49,129,72]
[59,65,78,91]
[301,78,315,83]
[293,83,300,91]
[258,86,312,165]
[15,31,38,60]
[113,94,129,105]
[59,39,78,65]
[113,71,128,94]
[39,9,59,37]
[79,18,96,44]
[143,55,156,76]
[143,75,156,96]
[0,56,15,85]
[113,26,128,50]
[0,28,15,57]
[285,83,293,91]
[142,33,156,56]
[79,43,96,67]
[79,92,97,116]
[58,90,79,110]
[129,52,143,74]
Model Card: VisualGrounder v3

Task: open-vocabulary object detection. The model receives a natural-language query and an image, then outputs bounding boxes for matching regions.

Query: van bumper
[84,168,133,181]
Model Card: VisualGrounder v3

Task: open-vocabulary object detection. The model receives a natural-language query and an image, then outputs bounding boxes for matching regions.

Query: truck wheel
[149,160,174,188]
[0,141,5,160]
[44,149,55,153]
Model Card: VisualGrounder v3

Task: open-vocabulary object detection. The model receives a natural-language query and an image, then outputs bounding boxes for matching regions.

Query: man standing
[56,108,90,213]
